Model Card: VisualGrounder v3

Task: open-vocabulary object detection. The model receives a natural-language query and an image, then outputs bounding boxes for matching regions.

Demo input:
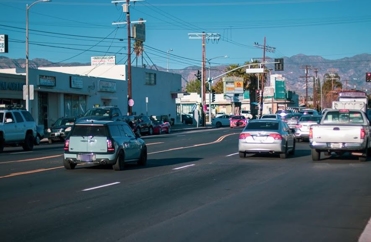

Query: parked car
[230,115,248,128]
[63,120,147,171]
[77,106,124,122]
[152,120,171,134]
[46,117,76,144]
[212,114,231,128]
[181,114,193,124]
[238,119,296,159]
[124,115,154,135]
[241,110,253,119]
[295,115,322,142]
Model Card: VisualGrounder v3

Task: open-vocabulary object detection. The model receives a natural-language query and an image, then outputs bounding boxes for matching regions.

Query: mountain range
[1,54,371,96]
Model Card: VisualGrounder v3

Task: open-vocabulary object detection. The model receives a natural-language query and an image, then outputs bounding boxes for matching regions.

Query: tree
[212,79,224,93]
[322,73,342,108]
[185,79,201,94]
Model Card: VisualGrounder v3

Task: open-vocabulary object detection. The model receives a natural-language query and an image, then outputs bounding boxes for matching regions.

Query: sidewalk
[172,122,212,132]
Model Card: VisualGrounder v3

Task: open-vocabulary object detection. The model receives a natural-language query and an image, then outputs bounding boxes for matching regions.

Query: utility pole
[188,32,220,126]
[313,68,318,109]
[300,65,312,107]
[112,0,145,115]
[254,37,275,117]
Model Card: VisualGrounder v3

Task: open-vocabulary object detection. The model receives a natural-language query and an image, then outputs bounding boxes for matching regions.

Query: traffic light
[274,58,284,71]
[212,90,215,102]
[366,72,371,82]
[195,70,201,80]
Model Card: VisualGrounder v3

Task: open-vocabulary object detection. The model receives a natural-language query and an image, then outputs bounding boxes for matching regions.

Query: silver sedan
[238,119,296,159]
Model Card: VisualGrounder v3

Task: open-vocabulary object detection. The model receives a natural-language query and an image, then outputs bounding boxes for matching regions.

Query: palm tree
[322,72,342,108]
[133,40,144,67]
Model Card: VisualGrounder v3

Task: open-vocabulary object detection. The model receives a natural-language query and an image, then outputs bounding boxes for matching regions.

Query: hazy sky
[0,0,370,70]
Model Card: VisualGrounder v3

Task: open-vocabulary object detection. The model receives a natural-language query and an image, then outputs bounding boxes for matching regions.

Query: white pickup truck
[309,108,371,161]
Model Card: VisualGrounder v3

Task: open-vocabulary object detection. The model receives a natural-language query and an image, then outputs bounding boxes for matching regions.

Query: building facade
[0,65,182,127]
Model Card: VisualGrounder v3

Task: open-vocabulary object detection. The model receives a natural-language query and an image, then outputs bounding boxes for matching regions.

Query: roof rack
[0,104,26,110]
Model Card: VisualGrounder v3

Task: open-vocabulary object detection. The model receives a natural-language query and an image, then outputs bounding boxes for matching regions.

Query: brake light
[296,124,302,129]
[64,139,69,151]
[309,127,313,139]
[269,133,282,140]
[239,133,251,139]
[360,128,366,139]
[107,139,115,152]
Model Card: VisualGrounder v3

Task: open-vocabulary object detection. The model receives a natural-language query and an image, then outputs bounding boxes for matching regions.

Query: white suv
[0,105,37,152]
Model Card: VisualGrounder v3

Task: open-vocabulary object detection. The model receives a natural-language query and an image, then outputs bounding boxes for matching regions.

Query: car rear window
[299,116,321,122]
[323,111,364,124]
[71,125,108,137]
[245,122,279,130]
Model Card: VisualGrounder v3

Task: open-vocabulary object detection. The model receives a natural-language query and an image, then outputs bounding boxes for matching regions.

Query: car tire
[148,127,153,135]
[63,159,76,170]
[311,149,320,161]
[167,127,171,134]
[216,122,222,128]
[137,147,147,166]
[289,140,296,155]
[22,133,34,151]
[48,139,53,144]
[113,150,125,171]
[0,135,4,153]
[279,143,288,159]
[239,152,246,158]
[34,135,41,145]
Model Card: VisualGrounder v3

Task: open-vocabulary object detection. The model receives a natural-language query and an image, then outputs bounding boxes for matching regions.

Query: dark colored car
[46,117,76,143]
[124,115,154,135]
[181,114,193,124]
[77,106,124,122]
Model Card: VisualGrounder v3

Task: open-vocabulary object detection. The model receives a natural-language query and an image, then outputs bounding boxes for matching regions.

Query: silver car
[212,114,231,128]
[63,120,147,171]
[295,115,322,142]
[238,119,296,159]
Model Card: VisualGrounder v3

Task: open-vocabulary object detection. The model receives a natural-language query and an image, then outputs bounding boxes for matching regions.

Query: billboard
[223,76,244,94]
[91,56,116,66]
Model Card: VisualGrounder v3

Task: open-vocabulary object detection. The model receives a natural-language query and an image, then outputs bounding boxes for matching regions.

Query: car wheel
[148,127,153,135]
[34,135,41,145]
[137,127,142,135]
[279,143,288,159]
[113,150,125,171]
[137,147,147,166]
[289,140,296,155]
[239,152,246,158]
[216,122,222,128]
[158,128,162,135]
[167,127,171,134]
[63,158,76,170]
[22,133,34,151]
[311,149,320,161]
[0,135,4,153]
[48,139,53,144]
[359,147,368,162]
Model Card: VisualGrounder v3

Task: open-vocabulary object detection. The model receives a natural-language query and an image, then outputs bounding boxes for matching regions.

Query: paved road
[1,128,371,242]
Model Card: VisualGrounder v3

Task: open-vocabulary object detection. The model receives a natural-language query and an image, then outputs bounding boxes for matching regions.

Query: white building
[0,65,181,127]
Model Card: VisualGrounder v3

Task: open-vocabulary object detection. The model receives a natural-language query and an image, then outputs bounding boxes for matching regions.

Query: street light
[167,49,173,72]
[207,55,228,123]
[26,0,51,111]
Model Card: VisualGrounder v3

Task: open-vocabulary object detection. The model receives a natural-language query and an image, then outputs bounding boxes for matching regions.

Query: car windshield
[299,116,321,122]
[83,108,110,117]
[71,125,108,137]
[245,122,279,130]
[54,118,75,126]
[232,116,245,120]
[323,111,364,124]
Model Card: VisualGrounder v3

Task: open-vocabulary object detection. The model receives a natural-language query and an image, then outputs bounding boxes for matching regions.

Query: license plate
[331,143,342,148]
[77,153,95,162]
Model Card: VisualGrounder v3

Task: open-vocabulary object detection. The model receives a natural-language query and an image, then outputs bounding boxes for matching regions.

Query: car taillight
[107,139,115,152]
[64,139,69,151]
[239,133,251,139]
[309,127,313,139]
[296,124,302,128]
[360,128,366,139]
[269,133,282,140]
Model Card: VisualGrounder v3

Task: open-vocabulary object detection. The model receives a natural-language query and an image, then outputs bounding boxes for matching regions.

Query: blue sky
[0,0,370,70]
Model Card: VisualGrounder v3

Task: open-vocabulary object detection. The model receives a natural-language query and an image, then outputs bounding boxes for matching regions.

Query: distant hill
[1,54,371,96]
